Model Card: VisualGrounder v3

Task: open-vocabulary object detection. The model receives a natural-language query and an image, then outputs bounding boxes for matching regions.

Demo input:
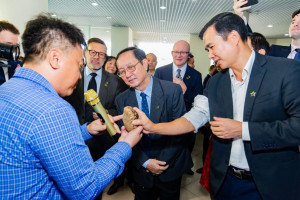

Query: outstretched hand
[132,107,154,134]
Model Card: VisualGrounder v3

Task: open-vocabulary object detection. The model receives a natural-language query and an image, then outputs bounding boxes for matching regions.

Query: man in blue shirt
[0,14,142,199]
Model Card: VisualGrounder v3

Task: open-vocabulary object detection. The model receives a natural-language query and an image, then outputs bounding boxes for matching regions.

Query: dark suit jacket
[0,65,17,85]
[65,68,127,160]
[269,44,291,58]
[65,68,127,124]
[154,63,203,111]
[115,78,193,187]
[205,52,300,199]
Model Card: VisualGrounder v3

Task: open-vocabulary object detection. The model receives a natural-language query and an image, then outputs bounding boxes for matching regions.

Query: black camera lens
[0,43,20,61]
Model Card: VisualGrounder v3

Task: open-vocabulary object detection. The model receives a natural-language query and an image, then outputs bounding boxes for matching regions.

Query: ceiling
[48,0,300,44]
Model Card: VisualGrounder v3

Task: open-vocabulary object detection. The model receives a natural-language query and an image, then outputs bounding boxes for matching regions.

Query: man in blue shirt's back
[0,14,142,199]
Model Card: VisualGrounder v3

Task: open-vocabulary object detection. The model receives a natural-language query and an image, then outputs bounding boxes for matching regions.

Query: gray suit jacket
[115,77,193,187]
[205,52,300,199]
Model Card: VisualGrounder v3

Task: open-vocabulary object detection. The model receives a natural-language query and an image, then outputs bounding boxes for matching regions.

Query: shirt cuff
[242,122,251,141]
[142,159,150,168]
[81,123,93,141]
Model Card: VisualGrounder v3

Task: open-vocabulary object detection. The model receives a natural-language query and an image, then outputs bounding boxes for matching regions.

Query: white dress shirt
[184,50,256,170]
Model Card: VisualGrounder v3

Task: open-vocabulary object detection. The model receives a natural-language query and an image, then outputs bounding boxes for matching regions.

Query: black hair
[116,47,146,63]
[199,12,248,42]
[0,21,19,35]
[22,13,85,63]
[248,32,270,55]
[292,9,300,19]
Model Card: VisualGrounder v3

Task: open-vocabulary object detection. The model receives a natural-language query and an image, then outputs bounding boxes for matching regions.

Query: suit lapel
[220,70,233,119]
[150,78,164,124]
[183,65,192,84]
[244,53,267,121]
[166,64,173,81]
[126,88,139,108]
[78,70,85,108]
[99,70,108,105]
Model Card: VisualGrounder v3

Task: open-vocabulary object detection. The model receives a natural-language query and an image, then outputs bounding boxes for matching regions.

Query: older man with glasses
[154,40,203,175]
[64,37,128,199]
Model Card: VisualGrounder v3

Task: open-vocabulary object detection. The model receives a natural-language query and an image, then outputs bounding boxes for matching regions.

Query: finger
[93,112,99,120]
[157,160,167,166]
[133,107,145,118]
[113,123,121,133]
[112,114,123,122]
[142,129,151,134]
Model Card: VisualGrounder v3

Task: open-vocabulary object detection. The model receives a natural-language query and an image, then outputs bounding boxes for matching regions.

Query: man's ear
[48,48,62,69]
[142,58,148,71]
[227,30,240,46]
[258,49,266,55]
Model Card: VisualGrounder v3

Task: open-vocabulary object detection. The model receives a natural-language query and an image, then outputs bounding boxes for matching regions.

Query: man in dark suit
[0,21,20,85]
[115,47,192,200]
[154,40,203,175]
[134,12,300,200]
[233,0,300,60]
[64,37,127,198]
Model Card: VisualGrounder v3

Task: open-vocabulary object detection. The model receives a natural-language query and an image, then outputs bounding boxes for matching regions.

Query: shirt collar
[290,44,299,52]
[85,66,102,76]
[135,75,153,97]
[229,50,255,83]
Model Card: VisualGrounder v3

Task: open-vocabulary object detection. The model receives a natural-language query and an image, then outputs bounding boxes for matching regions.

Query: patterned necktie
[85,73,97,122]
[294,49,300,61]
[176,69,182,79]
[140,92,151,156]
[140,92,149,117]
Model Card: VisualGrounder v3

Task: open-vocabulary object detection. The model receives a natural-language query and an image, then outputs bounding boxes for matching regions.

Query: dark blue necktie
[140,92,151,156]
[140,92,149,117]
[294,49,300,61]
[176,69,182,79]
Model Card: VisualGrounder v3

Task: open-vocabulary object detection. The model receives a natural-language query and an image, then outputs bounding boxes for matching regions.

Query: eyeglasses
[88,50,106,58]
[172,51,189,56]
[117,61,139,77]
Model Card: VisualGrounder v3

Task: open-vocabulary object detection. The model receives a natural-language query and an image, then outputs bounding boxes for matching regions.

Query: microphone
[84,89,117,137]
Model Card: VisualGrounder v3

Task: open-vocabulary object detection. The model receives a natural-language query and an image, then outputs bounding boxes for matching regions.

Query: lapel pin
[156,106,159,109]
[104,82,109,87]
[250,91,256,97]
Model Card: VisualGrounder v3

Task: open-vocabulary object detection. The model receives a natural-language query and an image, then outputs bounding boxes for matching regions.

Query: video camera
[0,43,20,62]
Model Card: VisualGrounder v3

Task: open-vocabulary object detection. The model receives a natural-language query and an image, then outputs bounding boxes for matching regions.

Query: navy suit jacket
[115,77,192,187]
[269,44,291,58]
[205,52,300,199]
[154,63,203,111]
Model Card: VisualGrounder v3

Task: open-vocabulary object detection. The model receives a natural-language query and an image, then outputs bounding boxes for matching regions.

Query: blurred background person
[146,53,157,76]
[104,56,117,75]
[0,21,20,85]
[187,52,195,68]
[247,32,270,55]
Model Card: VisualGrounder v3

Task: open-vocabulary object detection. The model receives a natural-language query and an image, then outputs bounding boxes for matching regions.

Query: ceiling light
[284,33,289,36]
[160,20,166,22]
[267,24,273,28]
[106,16,112,19]
[160,6,167,9]
[51,14,57,17]
[91,2,98,6]
[106,30,110,33]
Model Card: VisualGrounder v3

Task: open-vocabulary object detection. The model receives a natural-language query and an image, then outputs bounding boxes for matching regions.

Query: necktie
[176,69,182,79]
[294,49,300,61]
[85,73,97,122]
[88,73,97,91]
[140,92,149,117]
[140,92,151,156]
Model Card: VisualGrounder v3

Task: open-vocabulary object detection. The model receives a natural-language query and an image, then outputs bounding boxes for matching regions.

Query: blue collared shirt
[0,68,131,199]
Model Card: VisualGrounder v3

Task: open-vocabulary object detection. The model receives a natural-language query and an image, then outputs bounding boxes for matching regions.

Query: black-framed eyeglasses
[172,51,189,56]
[117,61,140,77]
[88,50,106,58]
